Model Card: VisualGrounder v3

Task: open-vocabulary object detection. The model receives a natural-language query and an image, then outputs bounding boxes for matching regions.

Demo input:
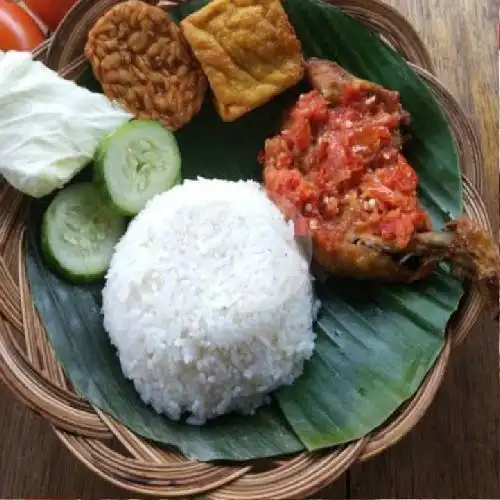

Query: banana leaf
[26,0,464,461]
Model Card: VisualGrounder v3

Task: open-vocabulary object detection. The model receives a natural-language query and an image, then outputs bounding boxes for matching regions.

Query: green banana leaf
[26,0,464,461]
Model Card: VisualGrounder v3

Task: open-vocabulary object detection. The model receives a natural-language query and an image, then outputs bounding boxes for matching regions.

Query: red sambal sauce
[261,88,431,250]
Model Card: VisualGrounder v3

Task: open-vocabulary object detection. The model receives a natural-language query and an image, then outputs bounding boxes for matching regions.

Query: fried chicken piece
[306,58,409,120]
[410,217,500,284]
[307,57,411,150]
[261,58,500,293]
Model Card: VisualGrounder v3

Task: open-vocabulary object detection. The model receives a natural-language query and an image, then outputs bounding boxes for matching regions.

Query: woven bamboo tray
[0,0,494,497]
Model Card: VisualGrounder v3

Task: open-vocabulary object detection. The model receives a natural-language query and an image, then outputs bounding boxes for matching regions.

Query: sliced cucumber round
[94,120,182,216]
[41,183,127,283]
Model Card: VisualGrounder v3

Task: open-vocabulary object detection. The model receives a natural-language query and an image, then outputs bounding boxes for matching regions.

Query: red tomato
[0,0,45,51]
[24,0,78,31]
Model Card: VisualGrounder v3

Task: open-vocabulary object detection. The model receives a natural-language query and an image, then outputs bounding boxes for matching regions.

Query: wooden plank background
[0,0,498,497]
[347,0,499,497]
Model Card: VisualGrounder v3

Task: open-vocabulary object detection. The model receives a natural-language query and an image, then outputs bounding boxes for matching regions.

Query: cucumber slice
[41,183,126,283]
[94,120,182,216]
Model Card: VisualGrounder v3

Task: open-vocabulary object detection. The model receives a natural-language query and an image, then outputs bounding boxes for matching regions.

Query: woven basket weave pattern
[0,0,492,497]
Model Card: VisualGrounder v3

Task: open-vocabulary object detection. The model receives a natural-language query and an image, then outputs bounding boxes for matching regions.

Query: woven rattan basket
[0,0,494,497]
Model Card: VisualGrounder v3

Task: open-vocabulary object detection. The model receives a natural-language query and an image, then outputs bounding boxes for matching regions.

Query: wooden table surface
[1,0,498,497]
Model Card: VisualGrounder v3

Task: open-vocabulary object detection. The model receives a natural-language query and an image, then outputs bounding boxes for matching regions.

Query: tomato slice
[24,0,78,31]
[0,0,45,51]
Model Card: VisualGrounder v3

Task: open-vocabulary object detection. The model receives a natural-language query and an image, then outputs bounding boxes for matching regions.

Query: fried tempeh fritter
[85,0,207,131]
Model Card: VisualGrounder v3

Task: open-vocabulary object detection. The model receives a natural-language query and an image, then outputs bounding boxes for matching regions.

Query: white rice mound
[102,178,317,425]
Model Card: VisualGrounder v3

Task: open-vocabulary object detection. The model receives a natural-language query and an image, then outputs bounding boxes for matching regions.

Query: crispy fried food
[84,0,207,131]
[261,58,500,291]
[307,57,410,149]
[306,58,410,120]
[409,218,500,284]
[180,0,304,122]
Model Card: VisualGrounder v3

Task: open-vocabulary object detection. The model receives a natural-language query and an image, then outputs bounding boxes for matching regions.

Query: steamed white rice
[102,178,316,425]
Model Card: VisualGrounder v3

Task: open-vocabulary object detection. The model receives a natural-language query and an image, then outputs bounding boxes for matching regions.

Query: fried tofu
[180,0,304,121]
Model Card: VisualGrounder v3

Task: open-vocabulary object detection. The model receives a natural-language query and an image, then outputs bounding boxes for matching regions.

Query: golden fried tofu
[180,0,304,121]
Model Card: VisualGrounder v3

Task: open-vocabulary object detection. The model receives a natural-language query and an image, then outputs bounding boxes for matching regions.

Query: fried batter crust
[180,0,304,121]
[85,0,207,131]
